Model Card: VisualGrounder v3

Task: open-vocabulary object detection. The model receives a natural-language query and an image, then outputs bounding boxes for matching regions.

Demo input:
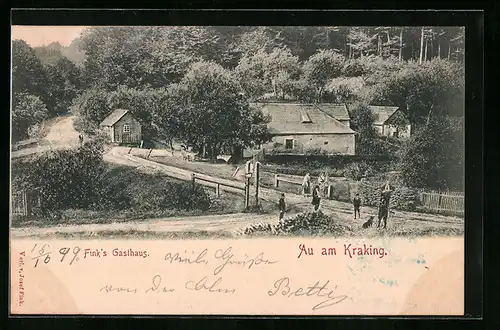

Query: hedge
[356,183,419,212]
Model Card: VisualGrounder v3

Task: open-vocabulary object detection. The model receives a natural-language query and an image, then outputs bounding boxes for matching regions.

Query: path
[11,116,80,159]
[11,213,291,238]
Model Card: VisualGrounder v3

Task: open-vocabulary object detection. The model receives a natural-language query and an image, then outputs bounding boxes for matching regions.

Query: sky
[11,26,88,47]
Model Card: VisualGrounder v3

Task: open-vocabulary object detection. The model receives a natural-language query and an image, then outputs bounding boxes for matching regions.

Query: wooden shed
[99,109,142,144]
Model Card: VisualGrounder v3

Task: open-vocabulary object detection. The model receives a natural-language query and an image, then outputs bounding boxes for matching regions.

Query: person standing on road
[318,172,326,197]
[278,193,286,220]
[302,173,311,197]
[312,185,321,212]
[377,181,394,229]
[353,193,362,219]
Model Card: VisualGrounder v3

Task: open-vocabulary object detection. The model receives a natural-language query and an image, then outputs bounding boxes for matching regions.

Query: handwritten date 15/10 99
[31,244,82,267]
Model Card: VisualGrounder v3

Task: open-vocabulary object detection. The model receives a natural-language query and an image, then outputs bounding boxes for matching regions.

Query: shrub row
[262,159,395,179]
[98,166,211,212]
[356,183,419,212]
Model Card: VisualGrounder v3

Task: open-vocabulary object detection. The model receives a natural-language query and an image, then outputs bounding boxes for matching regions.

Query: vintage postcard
[10,23,467,315]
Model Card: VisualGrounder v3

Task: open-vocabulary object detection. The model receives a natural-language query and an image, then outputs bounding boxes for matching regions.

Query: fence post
[245,177,251,209]
[328,184,333,200]
[254,162,260,206]
[25,190,31,218]
[216,183,220,198]
[191,173,196,191]
[274,174,279,188]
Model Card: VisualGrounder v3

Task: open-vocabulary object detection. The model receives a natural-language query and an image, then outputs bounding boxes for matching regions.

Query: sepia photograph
[10,25,465,240]
[9,15,476,316]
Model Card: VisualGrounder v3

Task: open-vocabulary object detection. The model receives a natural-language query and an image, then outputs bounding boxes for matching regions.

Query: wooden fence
[10,189,42,217]
[11,190,28,216]
[191,173,251,208]
[419,191,464,215]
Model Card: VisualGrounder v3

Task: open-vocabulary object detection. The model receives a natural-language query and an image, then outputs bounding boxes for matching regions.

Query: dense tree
[234,51,269,100]
[236,27,284,56]
[71,88,111,133]
[44,57,82,116]
[172,61,270,159]
[349,103,387,156]
[373,58,464,125]
[34,42,65,66]
[262,47,301,99]
[12,93,48,142]
[398,116,464,191]
[12,40,46,98]
[303,49,345,101]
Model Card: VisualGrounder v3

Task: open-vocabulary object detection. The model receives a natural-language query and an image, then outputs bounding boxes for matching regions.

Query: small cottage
[252,102,356,155]
[368,106,411,138]
[99,109,142,144]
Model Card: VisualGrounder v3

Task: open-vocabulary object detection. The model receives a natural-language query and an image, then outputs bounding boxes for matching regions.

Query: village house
[99,109,142,144]
[368,105,411,138]
[252,102,356,155]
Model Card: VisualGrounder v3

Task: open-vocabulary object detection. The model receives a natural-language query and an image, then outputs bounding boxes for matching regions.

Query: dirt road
[11,213,292,238]
[11,116,80,159]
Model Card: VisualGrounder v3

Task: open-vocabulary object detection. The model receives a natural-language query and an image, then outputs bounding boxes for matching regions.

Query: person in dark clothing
[377,182,393,229]
[278,193,286,220]
[353,193,362,219]
[311,185,321,211]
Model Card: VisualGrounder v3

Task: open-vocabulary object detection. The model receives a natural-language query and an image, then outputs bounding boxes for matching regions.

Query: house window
[123,124,130,133]
[285,138,294,150]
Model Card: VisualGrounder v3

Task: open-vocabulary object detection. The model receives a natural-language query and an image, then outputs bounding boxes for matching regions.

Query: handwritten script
[164,247,278,275]
[268,277,349,310]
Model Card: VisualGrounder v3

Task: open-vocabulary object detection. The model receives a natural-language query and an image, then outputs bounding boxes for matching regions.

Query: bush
[11,142,106,212]
[238,211,352,236]
[343,161,376,181]
[98,166,211,211]
[11,149,212,215]
[358,183,419,211]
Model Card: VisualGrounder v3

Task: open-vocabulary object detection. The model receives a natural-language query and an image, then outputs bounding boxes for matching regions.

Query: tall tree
[347,27,377,58]
[237,27,284,56]
[11,40,46,98]
[234,50,269,100]
[262,47,300,99]
[303,49,345,101]
[172,61,269,159]
[44,57,82,116]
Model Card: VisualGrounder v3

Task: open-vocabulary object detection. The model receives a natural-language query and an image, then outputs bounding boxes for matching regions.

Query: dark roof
[368,106,400,125]
[315,103,350,121]
[100,109,130,127]
[253,102,355,135]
